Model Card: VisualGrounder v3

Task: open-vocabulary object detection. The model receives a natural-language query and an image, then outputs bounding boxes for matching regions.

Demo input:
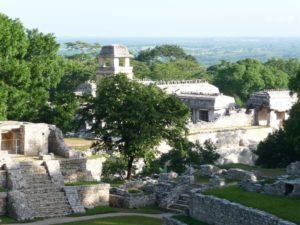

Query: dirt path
[8,212,173,225]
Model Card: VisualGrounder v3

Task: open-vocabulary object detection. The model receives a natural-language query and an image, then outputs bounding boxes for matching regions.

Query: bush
[102,156,128,180]
[144,138,220,175]
[255,129,297,168]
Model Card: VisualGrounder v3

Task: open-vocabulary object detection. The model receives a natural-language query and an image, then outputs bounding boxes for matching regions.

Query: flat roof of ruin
[99,44,132,58]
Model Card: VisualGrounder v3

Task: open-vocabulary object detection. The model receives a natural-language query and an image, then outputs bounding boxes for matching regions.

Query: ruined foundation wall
[190,193,296,225]
[0,192,7,215]
[59,158,103,182]
[75,184,110,208]
[189,111,254,131]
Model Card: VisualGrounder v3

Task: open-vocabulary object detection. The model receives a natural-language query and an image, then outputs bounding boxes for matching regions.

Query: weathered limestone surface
[0,192,7,216]
[109,192,156,209]
[63,186,85,213]
[190,193,296,225]
[200,164,222,177]
[226,168,257,182]
[75,184,110,208]
[44,160,64,187]
[22,123,50,156]
[48,125,70,157]
[6,161,73,221]
[287,161,300,176]
[187,126,272,165]
[7,190,34,221]
[59,158,104,182]
[0,170,7,188]
[163,216,188,225]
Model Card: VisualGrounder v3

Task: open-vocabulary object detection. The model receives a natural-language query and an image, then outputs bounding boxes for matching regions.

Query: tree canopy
[134,45,209,81]
[136,44,197,63]
[87,75,190,179]
[0,13,64,120]
[208,59,289,105]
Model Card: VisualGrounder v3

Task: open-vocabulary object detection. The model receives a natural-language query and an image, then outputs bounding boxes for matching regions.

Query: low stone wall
[163,216,188,225]
[75,184,110,208]
[109,193,156,209]
[59,158,103,182]
[190,193,296,225]
[0,170,7,188]
[188,111,253,131]
[0,192,7,216]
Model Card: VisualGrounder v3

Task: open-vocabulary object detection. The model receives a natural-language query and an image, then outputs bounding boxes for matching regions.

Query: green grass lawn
[173,215,209,225]
[204,186,300,224]
[0,216,16,224]
[71,206,166,217]
[58,216,162,225]
[219,163,286,178]
[64,138,95,151]
[64,181,101,186]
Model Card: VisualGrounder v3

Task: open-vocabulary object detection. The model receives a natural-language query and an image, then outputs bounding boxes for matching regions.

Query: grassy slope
[57,216,162,225]
[219,163,286,178]
[204,186,300,224]
[64,138,94,151]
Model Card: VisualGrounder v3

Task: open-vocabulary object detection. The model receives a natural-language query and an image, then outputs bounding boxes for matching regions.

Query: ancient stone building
[96,44,133,80]
[0,121,69,156]
[246,90,298,128]
[141,80,236,123]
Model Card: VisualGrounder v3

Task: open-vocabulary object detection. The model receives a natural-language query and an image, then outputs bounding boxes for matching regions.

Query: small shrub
[127,188,140,194]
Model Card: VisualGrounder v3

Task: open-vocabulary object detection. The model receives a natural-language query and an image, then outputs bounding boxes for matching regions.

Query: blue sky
[1,0,300,37]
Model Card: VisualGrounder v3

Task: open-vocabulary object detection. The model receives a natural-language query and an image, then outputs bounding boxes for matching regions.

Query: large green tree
[0,13,64,121]
[87,75,190,179]
[134,45,209,81]
[209,59,289,105]
[136,44,197,63]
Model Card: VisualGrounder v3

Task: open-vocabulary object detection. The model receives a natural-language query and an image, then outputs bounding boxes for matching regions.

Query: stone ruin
[240,161,300,197]
[0,121,109,221]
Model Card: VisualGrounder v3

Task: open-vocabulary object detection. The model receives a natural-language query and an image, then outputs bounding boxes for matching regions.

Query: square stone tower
[96,44,133,80]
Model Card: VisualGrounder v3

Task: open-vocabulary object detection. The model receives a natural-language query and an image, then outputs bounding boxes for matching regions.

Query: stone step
[28,196,69,204]
[31,204,70,210]
[176,199,189,205]
[22,187,63,194]
[166,207,184,214]
[179,194,191,201]
[34,205,72,213]
[33,210,72,218]
[170,203,189,211]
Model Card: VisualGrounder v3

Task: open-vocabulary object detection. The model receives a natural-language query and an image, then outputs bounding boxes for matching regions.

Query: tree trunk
[126,156,134,180]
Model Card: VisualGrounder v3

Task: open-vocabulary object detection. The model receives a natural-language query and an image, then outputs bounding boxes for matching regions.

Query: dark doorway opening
[285,183,294,195]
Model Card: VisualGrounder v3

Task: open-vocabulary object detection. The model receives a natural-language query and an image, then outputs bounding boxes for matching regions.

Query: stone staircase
[7,161,73,220]
[167,193,191,215]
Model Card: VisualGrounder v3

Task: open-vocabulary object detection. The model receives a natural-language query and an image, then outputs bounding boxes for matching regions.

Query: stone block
[287,161,300,176]
[200,164,222,177]
[226,168,257,182]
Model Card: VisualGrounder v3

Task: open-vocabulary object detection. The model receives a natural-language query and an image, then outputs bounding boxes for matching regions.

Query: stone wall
[190,193,296,225]
[0,170,7,188]
[0,192,7,216]
[75,184,110,208]
[59,158,104,182]
[188,111,254,131]
[22,123,50,156]
[188,126,273,165]
[109,193,156,209]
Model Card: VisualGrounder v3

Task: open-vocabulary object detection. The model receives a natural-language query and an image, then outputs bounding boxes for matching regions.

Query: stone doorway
[0,130,21,154]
